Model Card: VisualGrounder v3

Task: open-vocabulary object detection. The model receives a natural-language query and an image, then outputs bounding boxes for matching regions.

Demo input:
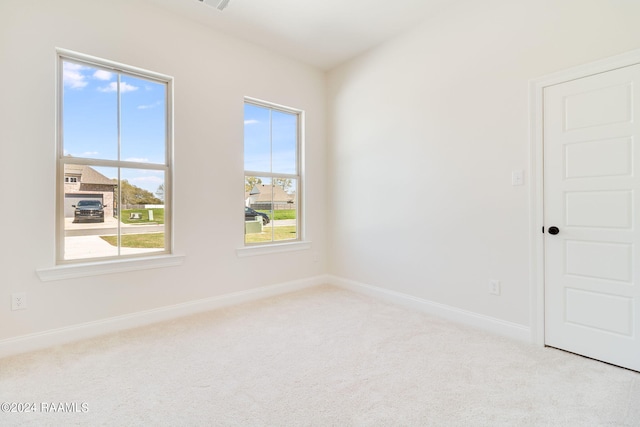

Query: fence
[250,203,297,211]
[121,204,165,210]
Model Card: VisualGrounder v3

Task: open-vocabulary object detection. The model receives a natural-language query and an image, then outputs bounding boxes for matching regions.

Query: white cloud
[97,82,117,93]
[125,157,150,163]
[81,151,100,157]
[93,70,113,81]
[63,62,88,89]
[119,82,139,93]
[138,101,161,110]
[97,82,139,93]
[244,119,259,125]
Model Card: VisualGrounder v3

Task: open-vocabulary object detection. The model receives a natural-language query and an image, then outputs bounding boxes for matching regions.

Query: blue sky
[63,62,298,195]
[62,61,166,194]
[244,103,298,179]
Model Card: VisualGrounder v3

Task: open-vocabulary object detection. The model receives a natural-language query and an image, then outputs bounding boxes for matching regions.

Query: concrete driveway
[65,217,164,236]
[63,216,164,260]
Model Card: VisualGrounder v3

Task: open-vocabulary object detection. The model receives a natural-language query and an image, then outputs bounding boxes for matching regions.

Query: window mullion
[269,108,273,175]
[117,74,122,256]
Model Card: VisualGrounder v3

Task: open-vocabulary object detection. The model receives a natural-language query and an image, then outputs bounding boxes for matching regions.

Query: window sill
[236,241,311,257]
[36,254,186,282]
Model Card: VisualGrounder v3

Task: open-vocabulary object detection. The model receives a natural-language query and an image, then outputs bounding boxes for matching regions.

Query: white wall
[4,0,639,349]
[327,0,640,326]
[0,0,326,343]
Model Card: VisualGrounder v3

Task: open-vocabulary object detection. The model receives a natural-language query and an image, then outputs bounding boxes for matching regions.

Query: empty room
[1,0,639,425]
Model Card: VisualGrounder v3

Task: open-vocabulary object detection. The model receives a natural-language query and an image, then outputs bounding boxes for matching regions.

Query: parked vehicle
[244,207,270,225]
[73,200,106,223]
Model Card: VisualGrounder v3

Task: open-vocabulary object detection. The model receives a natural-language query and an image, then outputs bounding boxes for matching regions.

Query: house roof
[245,184,295,203]
[64,165,116,186]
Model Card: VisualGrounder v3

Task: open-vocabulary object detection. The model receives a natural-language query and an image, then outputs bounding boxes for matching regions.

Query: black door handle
[548,226,559,235]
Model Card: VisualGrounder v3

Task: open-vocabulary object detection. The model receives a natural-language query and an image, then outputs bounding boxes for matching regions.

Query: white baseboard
[328,275,531,342]
[0,274,531,358]
[0,275,329,358]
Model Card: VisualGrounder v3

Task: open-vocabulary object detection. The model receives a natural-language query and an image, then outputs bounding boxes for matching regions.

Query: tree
[273,178,293,192]
[119,180,162,206]
[155,184,165,202]
[245,176,262,193]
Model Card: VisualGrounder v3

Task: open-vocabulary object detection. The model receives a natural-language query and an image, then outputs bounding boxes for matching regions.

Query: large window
[244,99,301,245]
[57,50,172,263]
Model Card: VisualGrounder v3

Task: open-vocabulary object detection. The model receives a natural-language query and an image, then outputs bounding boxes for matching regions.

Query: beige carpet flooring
[1,285,639,426]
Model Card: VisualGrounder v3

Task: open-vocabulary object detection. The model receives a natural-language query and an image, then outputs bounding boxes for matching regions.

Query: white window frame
[239,97,309,255]
[37,48,182,280]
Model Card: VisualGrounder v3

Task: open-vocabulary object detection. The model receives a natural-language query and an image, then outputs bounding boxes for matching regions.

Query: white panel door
[544,64,640,371]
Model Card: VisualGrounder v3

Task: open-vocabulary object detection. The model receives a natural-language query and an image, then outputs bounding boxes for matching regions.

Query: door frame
[529,49,640,346]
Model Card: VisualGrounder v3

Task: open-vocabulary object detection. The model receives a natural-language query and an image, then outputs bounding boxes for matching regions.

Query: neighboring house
[64,165,117,218]
[245,184,296,210]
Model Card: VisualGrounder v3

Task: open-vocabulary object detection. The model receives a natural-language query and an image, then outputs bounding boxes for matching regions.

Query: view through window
[59,52,171,262]
[244,100,301,244]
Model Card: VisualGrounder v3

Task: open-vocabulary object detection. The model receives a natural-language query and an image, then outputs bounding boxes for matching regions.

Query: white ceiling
[147,0,454,70]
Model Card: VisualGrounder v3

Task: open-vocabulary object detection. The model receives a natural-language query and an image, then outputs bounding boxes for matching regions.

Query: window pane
[63,164,118,260]
[119,168,166,255]
[273,177,297,242]
[62,165,166,260]
[271,110,297,174]
[62,62,118,160]
[244,103,271,172]
[244,176,297,244]
[120,75,166,165]
[245,176,272,244]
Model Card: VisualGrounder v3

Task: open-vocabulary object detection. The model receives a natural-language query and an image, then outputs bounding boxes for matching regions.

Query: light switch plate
[512,170,524,186]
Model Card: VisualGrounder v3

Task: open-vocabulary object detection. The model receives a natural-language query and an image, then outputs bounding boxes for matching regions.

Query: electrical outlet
[489,280,501,296]
[11,292,27,310]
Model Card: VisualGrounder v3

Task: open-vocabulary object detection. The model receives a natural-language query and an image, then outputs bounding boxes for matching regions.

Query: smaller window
[244,99,302,245]
[65,176,78,183]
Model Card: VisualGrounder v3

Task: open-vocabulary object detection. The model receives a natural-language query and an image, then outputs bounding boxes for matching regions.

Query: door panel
[565,137,632,178]
[563,83,632,131]
[565,240,632,282]
[544,64,640,371]
[564,190,632,228]
[565,288,632,335]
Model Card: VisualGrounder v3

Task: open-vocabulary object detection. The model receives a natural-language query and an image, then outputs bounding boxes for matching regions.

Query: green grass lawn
[100,233,165,248]
[245,226,297,243]
[256,209,296,220]
[119,208,165,224]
